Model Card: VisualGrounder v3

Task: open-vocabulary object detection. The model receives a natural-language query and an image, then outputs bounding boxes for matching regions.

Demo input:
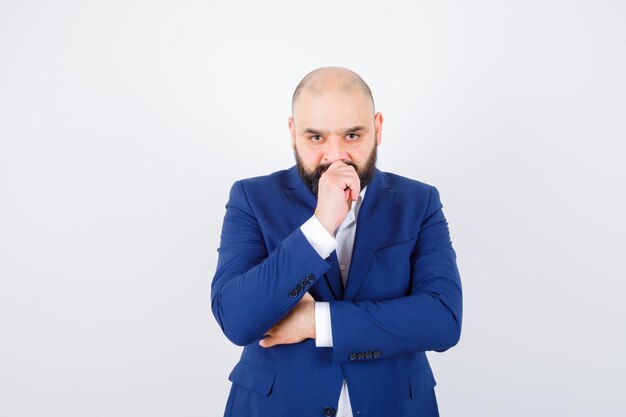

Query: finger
[259,334,278,348]
[342,179,359,201]
[325,160,347,172]
[260,327,275,340]
[350,175,361,200]
[350,187,360,201]
[325,163,357,179]
[331,159,349,167]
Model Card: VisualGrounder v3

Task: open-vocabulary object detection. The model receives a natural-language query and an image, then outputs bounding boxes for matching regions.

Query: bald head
[291,66,375,117]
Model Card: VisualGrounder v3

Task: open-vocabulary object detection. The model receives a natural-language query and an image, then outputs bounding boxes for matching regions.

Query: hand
[314,160,360,236]
[259,292,316,348]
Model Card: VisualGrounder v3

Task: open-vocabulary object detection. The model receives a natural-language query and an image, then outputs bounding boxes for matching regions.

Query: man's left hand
[259,292,316,348]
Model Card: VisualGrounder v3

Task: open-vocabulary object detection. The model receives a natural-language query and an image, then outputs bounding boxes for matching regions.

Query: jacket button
[357,352,365,359]
[373,350,381,358]
[301,279,310,287]
[365,351,372,359]
[323,406,335,416]
[295,284,303,292]
[307,274,315,282]
[289,289,298,297]
[349,353,357,361]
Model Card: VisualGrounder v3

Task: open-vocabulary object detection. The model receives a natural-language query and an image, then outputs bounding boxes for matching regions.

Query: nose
[322,136,349,164]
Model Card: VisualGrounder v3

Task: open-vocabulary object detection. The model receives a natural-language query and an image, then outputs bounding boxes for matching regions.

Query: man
[211,66,462,417]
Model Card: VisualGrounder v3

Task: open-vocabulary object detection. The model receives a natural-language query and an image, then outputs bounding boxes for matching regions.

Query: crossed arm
[210,181,462,364]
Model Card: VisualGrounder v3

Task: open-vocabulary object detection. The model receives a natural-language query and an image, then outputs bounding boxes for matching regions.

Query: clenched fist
[314,160,361,236]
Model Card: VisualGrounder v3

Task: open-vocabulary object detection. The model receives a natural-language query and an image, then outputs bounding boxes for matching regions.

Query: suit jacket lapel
[343,168,396,301]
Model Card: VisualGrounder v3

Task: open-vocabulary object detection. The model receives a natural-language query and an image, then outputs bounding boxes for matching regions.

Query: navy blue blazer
[211,165,462,417]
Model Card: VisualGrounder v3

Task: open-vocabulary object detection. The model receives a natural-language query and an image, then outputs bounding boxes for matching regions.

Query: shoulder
[226,168,291,204]
[377,169,444,213]
[233,168,290,193]
[237,168,290,187]
[377,169,434,194]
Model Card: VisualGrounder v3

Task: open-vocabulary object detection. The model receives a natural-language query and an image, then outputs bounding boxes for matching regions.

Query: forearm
[328,287,462,364]
[329,186,463,363]
[211,181,332,346]
[211,226,331,346]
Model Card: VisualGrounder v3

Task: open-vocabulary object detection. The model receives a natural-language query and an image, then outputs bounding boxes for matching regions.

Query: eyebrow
[303,125,368,135]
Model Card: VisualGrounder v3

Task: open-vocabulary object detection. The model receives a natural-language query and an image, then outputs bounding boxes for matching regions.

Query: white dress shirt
[299,185,368,417]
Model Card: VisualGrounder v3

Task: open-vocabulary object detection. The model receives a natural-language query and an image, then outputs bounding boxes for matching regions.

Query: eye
[346,133,360,140]
[309,135,323,142]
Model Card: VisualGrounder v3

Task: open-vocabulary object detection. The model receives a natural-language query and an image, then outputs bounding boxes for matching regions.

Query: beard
[294,144,378,197]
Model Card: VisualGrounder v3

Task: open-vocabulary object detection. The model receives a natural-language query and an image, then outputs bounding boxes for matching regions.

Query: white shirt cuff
[300,215,337,259]
[314,301,333,347]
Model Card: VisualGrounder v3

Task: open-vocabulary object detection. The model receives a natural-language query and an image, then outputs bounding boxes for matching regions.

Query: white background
[1,1,625,416]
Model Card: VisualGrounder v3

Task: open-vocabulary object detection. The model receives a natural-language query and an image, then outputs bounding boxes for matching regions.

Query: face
[288,89,383,196]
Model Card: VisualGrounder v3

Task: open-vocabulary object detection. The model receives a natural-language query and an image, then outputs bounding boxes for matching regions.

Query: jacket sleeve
[328,186,463,364]
[210,180,332,346]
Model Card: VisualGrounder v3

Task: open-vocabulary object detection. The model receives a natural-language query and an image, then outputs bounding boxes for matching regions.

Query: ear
[374,112,383,146]
[288,116,296,149]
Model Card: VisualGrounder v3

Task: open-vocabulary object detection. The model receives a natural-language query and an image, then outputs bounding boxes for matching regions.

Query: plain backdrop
[1,1,625,416]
